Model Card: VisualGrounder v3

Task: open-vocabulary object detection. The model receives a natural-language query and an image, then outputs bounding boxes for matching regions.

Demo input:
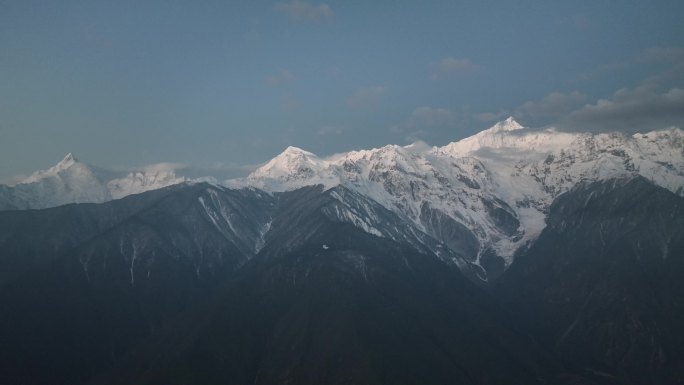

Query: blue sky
[1,0,683,181]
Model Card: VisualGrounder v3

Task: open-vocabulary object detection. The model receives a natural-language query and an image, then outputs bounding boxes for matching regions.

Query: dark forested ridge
[0,178,681,384]
[496,177,684,384]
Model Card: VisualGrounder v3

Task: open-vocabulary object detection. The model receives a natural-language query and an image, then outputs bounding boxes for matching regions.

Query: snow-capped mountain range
[228,117,684,270]
[2,118,683,384]
[2,118,682,275]
[0,153,186,210]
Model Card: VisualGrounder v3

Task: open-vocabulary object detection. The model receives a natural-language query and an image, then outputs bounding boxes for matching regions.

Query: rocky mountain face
[3,120,682,281]
[0,178,684,384]
[0,182,579,385]
[496,177,684,384]
[230,118,684,280]
[0,175,682,384]
[0,183,276,384]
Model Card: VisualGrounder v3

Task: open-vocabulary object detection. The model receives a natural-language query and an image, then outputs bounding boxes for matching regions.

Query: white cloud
[408,106,454,127]
[562,85,684,131]
[347,86,385,108]
[577,46,684,84]
[516,91,587,120]
[475,85,684,132]
[473,53,684,132]
[392,106,455,142]
[1,174,29,186]
[403,140,433,154]
[273,1,333,22]
[263,69,295,86]
[638,46,684,64]
[431,57,478,80]
[185,162,262,180]
[140,162,188,174]
[474,111,509,123]
[404,130,427,143]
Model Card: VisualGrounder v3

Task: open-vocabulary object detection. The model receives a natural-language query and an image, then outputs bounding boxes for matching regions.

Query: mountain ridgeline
[0,119,683,384]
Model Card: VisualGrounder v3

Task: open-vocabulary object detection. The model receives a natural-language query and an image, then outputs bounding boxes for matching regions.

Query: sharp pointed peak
[283,145,310,153]
[283,145,302,152]
[19,153,85,184]
[276,146,318,158]
[60,153,79,164]
[50,153,81,172]
[491,116,524,132]
[253,145,322,173]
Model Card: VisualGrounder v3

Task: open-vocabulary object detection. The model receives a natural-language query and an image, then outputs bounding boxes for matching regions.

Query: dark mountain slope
[92,186,581,385]
[496,177,684,384]
[0,184,184,286]
[0,183,275,385]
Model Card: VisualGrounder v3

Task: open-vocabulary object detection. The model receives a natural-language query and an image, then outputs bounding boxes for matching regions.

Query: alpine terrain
[0,118,682,384]
[0,153,187,211]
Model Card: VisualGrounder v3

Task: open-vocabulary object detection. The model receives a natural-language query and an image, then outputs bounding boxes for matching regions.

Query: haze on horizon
[1,0,683,183]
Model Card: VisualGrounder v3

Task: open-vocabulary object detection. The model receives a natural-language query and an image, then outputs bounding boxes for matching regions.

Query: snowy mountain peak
[476,117,525,137]
[50,153,81,173]
[22,152,86,183]
[282,145,312,155]
[437,117,533,155]
[2,122,682,282]
[61,152,78,164]
[492,116,524,132]
[254,146,322,176]
[228,145,338,191]
[225,122,684,278]
[1,155,188,210]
